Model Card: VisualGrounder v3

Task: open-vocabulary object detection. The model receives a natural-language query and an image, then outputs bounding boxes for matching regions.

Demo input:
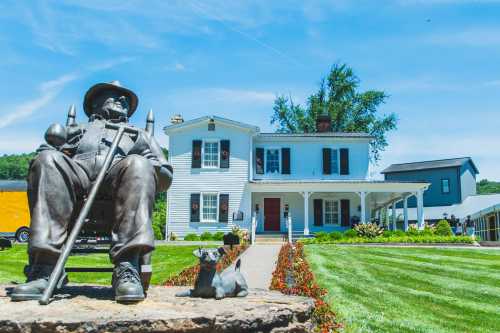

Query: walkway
[227,244,282,290]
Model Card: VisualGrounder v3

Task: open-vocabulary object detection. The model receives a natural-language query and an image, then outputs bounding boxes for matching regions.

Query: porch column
[302,191,311,236]
[392,202,397,230]
[358,191,367,224]
[416,189,424,229]
[403,196,409,231]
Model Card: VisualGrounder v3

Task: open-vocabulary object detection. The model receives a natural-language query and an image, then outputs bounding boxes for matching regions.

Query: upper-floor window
[441,178,450,194]
[331,149,339,174]
[203,140,219,168]
[324,199,340,225]
[266,149,280,174]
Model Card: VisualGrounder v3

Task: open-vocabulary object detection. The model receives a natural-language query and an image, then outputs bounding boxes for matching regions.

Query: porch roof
[249,179,429,193]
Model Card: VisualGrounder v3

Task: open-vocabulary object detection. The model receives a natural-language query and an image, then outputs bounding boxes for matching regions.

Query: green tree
[0,153,36,179]
[271,63,396,161]
[477,179,500,194]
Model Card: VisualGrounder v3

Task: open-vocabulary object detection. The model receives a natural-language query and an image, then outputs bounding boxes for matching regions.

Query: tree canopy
[0,153,35,180]
[477,179,500,194]
[271,63,397,162]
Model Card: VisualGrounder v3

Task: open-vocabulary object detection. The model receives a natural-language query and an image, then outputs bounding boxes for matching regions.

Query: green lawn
[0,244,198,285]
[305,245,500,333]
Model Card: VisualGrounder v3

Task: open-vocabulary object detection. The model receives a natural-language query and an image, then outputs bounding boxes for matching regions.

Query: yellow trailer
[0,180,30,242]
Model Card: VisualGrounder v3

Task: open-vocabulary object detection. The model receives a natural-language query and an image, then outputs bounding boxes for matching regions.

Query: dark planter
[223,233,240,248]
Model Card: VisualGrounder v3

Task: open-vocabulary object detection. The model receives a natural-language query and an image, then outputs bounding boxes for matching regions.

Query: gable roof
[164,115,260,134]
[381,157,479,174]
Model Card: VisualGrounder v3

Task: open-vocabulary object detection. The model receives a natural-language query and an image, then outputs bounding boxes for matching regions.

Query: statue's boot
[10,264,67,301]
[112,255,144,303]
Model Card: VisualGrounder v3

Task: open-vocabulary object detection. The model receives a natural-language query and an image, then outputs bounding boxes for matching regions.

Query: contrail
[187,0,303,67]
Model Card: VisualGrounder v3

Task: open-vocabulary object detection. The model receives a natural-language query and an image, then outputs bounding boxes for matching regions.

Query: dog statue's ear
[193,248,203,258]
[217,247,226,256]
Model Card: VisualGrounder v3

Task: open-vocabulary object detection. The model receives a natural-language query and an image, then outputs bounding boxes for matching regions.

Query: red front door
[264,198,281,231]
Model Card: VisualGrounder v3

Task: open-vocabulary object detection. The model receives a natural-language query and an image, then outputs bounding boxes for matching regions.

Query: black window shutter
[220,140,230,169]
[322,148,331,175]
[192,140,202,168]
[255,148,264,174]
[341,199,350,226]
[281,148,290,174]
[219,194,229,223]
[190,193,200,222]
[340,148,349,175]
[314,199,323,226]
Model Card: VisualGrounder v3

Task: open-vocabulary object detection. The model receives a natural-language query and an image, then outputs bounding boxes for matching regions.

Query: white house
[164,115,429,239]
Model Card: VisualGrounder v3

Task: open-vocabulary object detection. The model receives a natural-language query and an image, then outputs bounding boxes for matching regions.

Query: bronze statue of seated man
[10,81,172,303]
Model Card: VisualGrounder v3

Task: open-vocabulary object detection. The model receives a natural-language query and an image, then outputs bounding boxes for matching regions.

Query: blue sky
[1,0,499,180]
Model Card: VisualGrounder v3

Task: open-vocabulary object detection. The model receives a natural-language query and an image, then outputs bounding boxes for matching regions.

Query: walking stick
[39,122,139,305]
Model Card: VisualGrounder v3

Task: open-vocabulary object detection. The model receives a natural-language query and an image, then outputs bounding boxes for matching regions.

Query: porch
[248,180,429,235]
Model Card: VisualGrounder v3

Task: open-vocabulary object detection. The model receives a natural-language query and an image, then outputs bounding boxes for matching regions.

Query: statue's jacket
[42,118,172,192]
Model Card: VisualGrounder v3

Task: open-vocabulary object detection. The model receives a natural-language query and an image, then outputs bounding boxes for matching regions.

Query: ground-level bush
[199,231,213,241]
[435,219,453,236]
[302,234,474,245]
[354,223,384,238]
[184,233,200,241]
[343,229,357,238]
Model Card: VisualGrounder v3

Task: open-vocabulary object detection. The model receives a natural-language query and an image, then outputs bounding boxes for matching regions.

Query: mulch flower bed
[270,242,341,333]
[164,245,248,286]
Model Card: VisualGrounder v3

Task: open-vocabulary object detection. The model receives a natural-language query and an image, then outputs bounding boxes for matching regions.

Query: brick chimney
[316,112,331,133]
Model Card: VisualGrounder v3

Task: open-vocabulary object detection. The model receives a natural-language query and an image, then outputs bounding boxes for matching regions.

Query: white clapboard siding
[253,136,370,180]
[166,121,253,238]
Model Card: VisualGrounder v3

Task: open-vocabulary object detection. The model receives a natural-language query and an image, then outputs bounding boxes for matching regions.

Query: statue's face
[92,90,129,119]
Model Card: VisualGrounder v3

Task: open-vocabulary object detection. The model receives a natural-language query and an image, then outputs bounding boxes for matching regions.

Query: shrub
[407,224,419,236]
[200,232,214,241]
[231,226,249,244]
[329,231,343,241]
[394,230,406,237]
[354,223,384,238]
[184,233,200,241]
[421,222,436,235]
[343,229,357,238]
[152,223,164,240]
[315,231,330,242]
[435,220,453,236]
[213,232,225,241]
[382,230,395,238]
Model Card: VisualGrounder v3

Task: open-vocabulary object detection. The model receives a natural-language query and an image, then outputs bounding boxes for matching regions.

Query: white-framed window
[265,148,280,174]
[331,149,339,174]
[201,193,218,222]
[324,199,340,225]
[202,140,219,168]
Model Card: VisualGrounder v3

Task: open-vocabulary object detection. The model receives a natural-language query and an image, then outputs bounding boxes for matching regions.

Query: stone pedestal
[0,285,314,332]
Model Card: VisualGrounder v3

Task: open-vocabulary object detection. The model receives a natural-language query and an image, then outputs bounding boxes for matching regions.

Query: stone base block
[0,285,314,332]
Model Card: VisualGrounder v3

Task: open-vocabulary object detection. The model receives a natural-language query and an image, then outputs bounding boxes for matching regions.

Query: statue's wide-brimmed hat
[83,80,138,117]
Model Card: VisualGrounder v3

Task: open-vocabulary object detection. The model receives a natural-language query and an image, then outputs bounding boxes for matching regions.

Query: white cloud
[0,73,79,129]
[0,57,135,129]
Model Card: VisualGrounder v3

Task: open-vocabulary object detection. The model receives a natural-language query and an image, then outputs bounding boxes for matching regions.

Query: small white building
[164,115,429,238]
